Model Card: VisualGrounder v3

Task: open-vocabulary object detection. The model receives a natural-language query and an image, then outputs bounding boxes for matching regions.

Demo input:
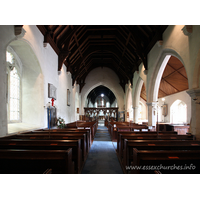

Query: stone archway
[147,49,186,126]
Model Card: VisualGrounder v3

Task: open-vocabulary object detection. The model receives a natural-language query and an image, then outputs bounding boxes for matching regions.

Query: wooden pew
[0,138,82,173]
[0,149,73,174]
[36,128,91,151]
[123,139,200,173]
[117,130,178,154]
[108,121,149,140]
[15,132,87,162]
[4,132,86,164]
[118,133,195,160]
[33,129,91,153]
[131,148,200,174]
[66,121,97,140]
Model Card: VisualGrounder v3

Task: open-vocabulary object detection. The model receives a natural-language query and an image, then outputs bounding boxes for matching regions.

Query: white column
[133,106,138,123]
[187,88,200,140]
[146,102,158,127]
[0,49,8,137]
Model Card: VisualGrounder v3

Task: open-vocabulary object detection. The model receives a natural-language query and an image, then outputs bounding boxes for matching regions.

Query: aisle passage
[81,126,123,174]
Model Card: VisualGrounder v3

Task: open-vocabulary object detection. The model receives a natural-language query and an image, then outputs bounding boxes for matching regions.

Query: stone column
[0,49,7,137]
[133,106,138,123]
[146,102,158,127]
[186,88,200,140]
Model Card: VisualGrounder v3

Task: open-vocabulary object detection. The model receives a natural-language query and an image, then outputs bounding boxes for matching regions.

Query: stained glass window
[9,67,20,121]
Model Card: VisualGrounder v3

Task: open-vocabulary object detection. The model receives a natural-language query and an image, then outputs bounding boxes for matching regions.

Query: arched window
[170,100,187,124]
[6,50,21,122]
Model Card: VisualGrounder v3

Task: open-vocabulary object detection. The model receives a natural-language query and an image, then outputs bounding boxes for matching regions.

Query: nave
[81,125,123,174]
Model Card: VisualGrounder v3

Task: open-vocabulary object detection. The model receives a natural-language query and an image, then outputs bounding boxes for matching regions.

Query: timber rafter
[37,25,168,93]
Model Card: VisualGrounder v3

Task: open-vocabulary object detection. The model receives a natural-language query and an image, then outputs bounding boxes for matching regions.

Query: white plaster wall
[0,25,76,135]
[8,39,44,127]
[80,67,124,114]
[135,25,200,127]
[140,97,147,120]
[22,25,76,125]
[147,25,200,99]
[74,90,80,121]
[157,91,191,124]
[71,83,79,122]
[0,26,15,136]
[125,84,133,121]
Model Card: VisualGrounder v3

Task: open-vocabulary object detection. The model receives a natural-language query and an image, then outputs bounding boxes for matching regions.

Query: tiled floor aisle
[81,126,123,174]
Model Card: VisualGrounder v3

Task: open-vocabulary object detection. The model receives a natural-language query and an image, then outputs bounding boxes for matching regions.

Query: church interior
[0,23,200,198]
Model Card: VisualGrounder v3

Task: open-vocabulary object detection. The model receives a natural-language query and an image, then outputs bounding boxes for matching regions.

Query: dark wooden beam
[58,50,70,71]
[43,30,60,54]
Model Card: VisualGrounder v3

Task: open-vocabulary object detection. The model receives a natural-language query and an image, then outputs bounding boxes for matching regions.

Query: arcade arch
[147,49,189,126]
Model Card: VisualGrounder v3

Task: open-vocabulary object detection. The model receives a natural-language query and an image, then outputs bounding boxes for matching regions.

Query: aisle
[81,126,123,174]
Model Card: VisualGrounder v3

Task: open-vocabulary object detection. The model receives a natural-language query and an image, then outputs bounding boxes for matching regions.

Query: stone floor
[81,126,123,174]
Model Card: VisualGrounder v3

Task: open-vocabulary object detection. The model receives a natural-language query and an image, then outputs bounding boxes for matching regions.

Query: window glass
[10,67,20,121]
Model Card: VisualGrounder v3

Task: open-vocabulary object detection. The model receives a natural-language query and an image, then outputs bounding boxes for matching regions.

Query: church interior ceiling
[37,25,168,96]
[140,56,189,101]
[35,26,188,103]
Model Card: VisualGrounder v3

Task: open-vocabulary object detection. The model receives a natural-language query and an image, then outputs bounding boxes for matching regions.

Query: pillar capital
[186,88,200,99]
[146,101,158,107]
[133,106,138,109]
[182,25,193,36]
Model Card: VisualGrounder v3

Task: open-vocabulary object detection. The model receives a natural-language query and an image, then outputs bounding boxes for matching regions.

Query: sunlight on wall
[170,100,187,124]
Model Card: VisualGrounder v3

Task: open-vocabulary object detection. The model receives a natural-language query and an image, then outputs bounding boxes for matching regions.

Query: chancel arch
[84,84,118,120]
[80,67,124,114]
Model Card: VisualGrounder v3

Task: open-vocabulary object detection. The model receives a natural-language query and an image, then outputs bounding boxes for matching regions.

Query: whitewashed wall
[80,67,124,114]
[157,91,191,124]
[0,25,77,137]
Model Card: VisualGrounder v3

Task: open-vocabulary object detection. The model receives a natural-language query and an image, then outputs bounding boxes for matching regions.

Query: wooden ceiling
[37,25,168,94]
[140,83,147,101]
[140,56,189,101]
